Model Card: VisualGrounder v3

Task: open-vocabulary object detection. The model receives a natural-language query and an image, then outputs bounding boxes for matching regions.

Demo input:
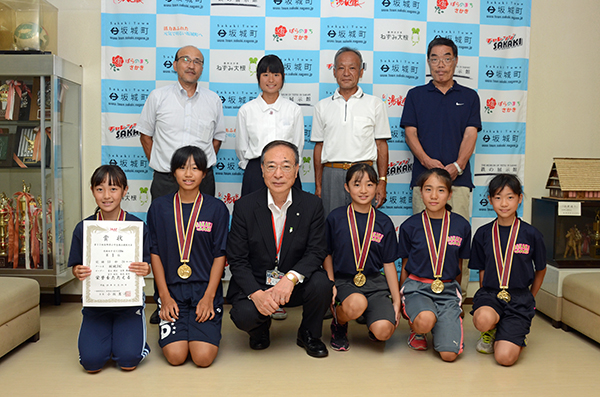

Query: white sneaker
[476,329,496,354]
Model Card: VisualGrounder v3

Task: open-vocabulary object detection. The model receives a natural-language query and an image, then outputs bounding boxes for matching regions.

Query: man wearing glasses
[138,45,225,325]
[138,45,225,201]
[400,37,482,348]
[227,140,332,358]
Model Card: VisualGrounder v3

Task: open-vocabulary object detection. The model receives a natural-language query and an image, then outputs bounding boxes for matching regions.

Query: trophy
[0,192,10,267]
[14,181,33,268]
[35,195,52,269]
[591,210,600,259]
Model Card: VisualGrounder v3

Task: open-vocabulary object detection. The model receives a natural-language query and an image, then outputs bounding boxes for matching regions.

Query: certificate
[82,220,145,307]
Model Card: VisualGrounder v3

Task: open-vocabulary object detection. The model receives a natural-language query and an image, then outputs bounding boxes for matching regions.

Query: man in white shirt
[137,45,225,325]
[138,45,225,200]
[311,47,391,215]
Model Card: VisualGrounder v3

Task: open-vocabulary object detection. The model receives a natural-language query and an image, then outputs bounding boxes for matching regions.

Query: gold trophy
[591,210,600,259]
[15,181,33,268]
[0,192,10,267]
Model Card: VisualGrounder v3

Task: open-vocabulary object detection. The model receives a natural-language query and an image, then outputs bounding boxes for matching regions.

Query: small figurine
[564,224,582,260]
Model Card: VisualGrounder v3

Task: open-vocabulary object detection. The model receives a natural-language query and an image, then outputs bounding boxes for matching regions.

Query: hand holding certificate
[82,220,146,307]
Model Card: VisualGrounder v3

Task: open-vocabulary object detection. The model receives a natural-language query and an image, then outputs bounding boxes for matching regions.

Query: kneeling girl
[147,146,229,367]
[398,168,471,361]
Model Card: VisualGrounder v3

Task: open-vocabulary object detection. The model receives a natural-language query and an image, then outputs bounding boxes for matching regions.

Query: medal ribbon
[492,218,520,289]
[271,214,286,261]
[96,209,126,221]
[174,192,203,264]
[422,210,450,279]
[347,204,376,274]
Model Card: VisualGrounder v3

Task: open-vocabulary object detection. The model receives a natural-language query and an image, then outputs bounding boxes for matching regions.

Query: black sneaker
[330,319,349,351]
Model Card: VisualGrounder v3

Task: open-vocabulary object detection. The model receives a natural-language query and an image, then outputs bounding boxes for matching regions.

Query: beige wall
[525,0,600,219]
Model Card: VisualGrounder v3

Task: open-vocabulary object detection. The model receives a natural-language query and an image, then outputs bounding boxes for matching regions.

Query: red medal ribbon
[347,204,376,274]
[492,218,520,289]
[174,192,203,264]
[422,210,450,278]
[271,214,286,260]
[96,209,126,221]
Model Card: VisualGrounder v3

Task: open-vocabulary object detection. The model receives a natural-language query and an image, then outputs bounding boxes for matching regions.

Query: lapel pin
[289,227,294,233]
[296,212,300,216]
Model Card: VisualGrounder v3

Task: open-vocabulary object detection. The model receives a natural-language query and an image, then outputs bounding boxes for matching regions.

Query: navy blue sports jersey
[68,212,151,267]
[469,219,546,289]
[326,205,398,277]
[398,211,471,280]
[147,192,229,284]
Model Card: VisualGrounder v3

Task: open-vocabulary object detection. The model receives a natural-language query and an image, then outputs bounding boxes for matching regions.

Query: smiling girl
[68,165,151,373]
[398,168,471,361]
[147,146,229,367]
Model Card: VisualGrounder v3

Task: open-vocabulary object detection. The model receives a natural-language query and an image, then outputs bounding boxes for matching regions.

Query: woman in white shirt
[236,54,304,196]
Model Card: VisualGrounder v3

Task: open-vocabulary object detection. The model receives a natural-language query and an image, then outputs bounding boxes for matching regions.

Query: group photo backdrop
[101,0,531,278]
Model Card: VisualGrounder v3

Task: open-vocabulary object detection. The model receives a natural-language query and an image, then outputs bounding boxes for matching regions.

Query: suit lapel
[255,193,277,263]
[279,191,302,267]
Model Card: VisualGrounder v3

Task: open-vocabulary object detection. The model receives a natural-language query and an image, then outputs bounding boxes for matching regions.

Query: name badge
[266,268,285,286]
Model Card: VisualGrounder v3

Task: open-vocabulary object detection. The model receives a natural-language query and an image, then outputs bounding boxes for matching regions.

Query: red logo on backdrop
[331,0,365,8]
[435,0,448,13]
[273,25,287,42]
[110,55,124,72]
[485,97,520,114]
[109,123,139,140]
[219,193,240,205]
[381,94,406,108]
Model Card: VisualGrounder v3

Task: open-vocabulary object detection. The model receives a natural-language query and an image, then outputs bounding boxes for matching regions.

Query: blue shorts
[335,273,395,326]
[78,304,150,371]
[156,282,223,348]
[401,278,464,354]
[471,287,535,347]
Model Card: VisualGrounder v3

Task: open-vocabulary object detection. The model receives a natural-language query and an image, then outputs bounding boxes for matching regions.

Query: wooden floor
[1,303,599,396]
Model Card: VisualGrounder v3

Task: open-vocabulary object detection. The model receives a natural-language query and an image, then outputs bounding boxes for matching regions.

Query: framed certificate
[82,220,145,307]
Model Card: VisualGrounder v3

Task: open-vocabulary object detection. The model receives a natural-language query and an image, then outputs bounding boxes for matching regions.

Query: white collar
[267,189,293,212]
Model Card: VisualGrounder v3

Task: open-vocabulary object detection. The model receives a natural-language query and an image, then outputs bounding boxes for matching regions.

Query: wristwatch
[453,162,464,176]
[285,272,298,285]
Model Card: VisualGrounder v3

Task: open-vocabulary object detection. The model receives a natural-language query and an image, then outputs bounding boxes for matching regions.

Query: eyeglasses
[176,56,204,66]
[428,57,455,65]
[263,164,295,174]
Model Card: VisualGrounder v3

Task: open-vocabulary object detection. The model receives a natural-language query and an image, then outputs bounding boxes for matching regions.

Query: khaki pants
[412,186,471,296]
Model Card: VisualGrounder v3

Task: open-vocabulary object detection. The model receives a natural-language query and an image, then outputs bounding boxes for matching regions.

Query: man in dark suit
[227,140,332,358]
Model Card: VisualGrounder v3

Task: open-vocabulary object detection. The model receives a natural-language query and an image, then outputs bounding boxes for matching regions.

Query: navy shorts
[471,287,535,347]
[156,282,223,348]
[335,273,395,327]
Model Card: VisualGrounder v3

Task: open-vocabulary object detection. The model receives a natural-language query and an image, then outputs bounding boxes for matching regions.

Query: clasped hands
[250,277,295,316]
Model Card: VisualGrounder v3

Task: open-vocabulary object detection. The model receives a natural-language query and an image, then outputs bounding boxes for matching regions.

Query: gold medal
[497,289,511,303]
[431,278,444,294]
[492,219,520,297]
[174,192,203,281]
[422,210,451,285]
[347,204,375,287]
[354,272,366,287]
[177,264,192,279]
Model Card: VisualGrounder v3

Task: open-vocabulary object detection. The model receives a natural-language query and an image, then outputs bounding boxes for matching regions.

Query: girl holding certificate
[147,146,229,367]
[397,168,471,362]
[324,163,400,352]
[68,165,151,373]
[469,174,546,366]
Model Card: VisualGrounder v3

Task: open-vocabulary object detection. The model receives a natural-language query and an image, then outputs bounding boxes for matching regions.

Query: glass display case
[532,197,600,268]
[0,54,82,302]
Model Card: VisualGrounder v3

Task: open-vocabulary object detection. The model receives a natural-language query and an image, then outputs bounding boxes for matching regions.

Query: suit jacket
[226,186,327,300]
